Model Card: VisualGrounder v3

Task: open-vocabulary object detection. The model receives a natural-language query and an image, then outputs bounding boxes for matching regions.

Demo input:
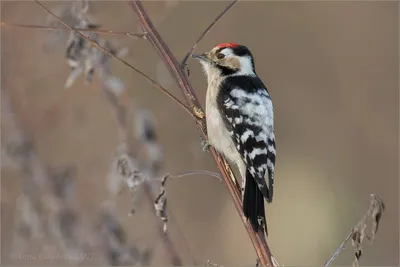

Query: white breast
[205,82,242,166]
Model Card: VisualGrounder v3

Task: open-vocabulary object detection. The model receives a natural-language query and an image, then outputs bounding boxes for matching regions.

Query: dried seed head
[154,175,169,233]
[349,194,385,266]
[369,194,385,241]
[351,221,367,266]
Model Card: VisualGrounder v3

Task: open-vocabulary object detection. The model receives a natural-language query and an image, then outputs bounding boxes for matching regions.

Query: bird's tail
[243,169,268,235]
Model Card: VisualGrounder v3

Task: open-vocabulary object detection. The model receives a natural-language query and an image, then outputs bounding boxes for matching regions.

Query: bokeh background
[1,1,399,266]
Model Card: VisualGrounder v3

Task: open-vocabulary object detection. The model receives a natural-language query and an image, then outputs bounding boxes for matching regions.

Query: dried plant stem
[102,90,183,266]
[324,230,354,267]
[0,21,146,38]
[324,195,384,267]
[172,170,222,181]
[180,0,238,67]
[142,183,182,265]
[129,1,274,266]
[34,0,195,120]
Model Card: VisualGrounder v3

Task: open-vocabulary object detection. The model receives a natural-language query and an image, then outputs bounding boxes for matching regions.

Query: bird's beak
[192,53,209,62]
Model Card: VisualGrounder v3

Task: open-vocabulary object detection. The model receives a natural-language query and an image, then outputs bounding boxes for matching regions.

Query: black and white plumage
[193,43,276,234]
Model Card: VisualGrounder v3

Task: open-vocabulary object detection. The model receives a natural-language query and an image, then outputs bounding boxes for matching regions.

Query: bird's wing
[217,76,273,199]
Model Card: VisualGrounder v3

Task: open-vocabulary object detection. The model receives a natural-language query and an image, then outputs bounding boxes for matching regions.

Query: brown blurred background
[1,1,399,266]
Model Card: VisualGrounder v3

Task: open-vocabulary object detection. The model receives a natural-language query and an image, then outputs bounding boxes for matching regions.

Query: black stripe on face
[213,47,239,76]
[216,65,238,76]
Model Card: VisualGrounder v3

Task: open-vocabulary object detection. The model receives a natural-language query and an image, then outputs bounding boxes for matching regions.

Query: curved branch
[162,170,223,182]
[128,1,274,266]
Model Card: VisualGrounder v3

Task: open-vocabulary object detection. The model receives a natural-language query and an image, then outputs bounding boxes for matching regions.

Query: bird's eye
[217,53,225,59]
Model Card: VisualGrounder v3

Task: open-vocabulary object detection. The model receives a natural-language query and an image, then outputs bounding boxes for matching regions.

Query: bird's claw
[200,137,210,152]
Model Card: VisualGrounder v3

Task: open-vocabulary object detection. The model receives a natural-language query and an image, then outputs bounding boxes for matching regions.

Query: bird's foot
[200,137,211,152]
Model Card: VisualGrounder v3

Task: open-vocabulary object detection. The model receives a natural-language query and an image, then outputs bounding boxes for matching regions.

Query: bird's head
[192,43,256,79]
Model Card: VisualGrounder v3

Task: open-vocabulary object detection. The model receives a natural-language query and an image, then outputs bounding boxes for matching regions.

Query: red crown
[216,42,239,49]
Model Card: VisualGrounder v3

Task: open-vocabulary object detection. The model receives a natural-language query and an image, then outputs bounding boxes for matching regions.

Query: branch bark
[129,1,274,265]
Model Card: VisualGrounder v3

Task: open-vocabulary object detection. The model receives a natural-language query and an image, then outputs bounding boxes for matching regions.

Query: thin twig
[142,183,182,265]
[180,0,238,67]
[34,0,196,120]
[175,170,222,181]
[324,230,354,267]
[129,1,274,266]
[1,21,146,38]
[162,170,223,182]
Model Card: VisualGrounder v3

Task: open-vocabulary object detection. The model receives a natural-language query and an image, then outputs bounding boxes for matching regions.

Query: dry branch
[129,1,274,266]
[324,194,385,267]
[0,21,146,38]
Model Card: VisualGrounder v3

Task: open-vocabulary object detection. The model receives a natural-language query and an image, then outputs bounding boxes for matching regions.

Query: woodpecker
[192,43,276,234]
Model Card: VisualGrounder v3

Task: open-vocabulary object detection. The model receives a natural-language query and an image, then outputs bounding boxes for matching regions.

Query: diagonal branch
[34,0,196,120]
[1,21,146,38]
[129,1,274,266]
[180,0,238,67]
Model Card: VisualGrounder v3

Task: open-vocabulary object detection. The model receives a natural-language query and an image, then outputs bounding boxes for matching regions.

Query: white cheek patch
[236,56,255,76]
[217,48,255,76]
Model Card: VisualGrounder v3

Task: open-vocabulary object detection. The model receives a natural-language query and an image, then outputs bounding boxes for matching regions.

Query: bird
[192,43,276,235]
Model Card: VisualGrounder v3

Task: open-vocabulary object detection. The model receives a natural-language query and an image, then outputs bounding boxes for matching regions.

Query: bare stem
[180,0,238,67]
[1,21,146,38]
[324,230,354,267]
[34,0,195,120]
[142,183,182,265]
[129,1,274,266]
[175,170,222,181]
[162,170,223,182]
